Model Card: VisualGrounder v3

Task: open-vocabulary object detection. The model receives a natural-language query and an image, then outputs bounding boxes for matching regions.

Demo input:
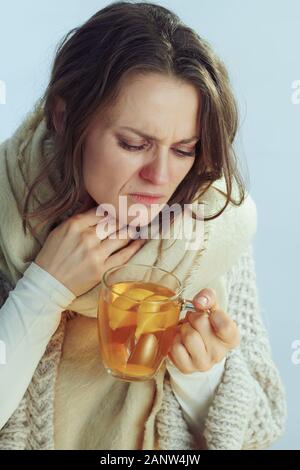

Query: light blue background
[0,0,299,449]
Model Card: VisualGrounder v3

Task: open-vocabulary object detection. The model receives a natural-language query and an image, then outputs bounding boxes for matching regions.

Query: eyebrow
[117,126,199,144]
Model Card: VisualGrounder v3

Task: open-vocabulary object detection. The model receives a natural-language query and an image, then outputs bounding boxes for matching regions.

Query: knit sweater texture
[0,245,287,449]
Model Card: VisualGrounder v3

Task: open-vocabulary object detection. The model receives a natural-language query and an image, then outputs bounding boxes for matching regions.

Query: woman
[0,1,286,449]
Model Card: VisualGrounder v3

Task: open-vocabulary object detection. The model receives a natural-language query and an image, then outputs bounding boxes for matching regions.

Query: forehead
[105,73,201,136]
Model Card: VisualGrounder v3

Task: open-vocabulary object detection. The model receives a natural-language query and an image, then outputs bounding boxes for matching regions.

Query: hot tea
[98,280,181,381]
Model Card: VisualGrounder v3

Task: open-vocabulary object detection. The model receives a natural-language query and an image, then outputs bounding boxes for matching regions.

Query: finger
[76,218,119,250]
[168,333,195,372]
[185,311,227,363]
[100,224,143,254]
[192,287,219,312]
[70,205,114,229]
[94,217,120,241]
[184,312,212,355]
[185,310,212,338]
[209,309,240,347]
[180,321,208,366]
[105,237,147,266]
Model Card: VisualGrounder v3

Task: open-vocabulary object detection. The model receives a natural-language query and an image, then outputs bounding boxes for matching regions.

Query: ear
[53,96,66,135]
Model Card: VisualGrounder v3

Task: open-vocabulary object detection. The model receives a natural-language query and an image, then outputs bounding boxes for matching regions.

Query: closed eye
[118,140,196,157]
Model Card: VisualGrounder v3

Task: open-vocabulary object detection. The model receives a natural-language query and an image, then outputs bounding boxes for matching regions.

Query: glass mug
[97,263,202,382]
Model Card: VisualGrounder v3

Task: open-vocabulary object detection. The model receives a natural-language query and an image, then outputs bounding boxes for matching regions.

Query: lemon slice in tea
[108,287,154,330]
[135,294,170,339]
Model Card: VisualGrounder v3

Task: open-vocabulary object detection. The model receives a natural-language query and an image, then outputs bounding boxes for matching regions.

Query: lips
[129,193,164,205]
[130,192,165,198]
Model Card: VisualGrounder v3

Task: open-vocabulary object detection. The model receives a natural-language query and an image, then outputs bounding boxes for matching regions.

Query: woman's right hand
[34,206,146,297]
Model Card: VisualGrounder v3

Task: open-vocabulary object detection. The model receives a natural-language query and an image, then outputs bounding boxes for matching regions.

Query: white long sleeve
[166,355,225,439]
[0,262,76,430]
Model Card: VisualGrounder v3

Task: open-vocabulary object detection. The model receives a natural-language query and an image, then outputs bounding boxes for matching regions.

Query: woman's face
[82,72,201,228]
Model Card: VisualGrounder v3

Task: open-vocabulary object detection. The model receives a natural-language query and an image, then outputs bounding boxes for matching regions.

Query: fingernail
[197,296,209,308]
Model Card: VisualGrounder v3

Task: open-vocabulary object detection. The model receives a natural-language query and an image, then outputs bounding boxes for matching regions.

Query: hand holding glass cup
[97,263,202,382]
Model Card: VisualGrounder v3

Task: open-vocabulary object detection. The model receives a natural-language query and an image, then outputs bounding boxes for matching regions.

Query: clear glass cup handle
[178,298,212,326]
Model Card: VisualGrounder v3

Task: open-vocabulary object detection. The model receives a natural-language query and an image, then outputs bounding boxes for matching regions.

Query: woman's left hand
[168,288,240,373]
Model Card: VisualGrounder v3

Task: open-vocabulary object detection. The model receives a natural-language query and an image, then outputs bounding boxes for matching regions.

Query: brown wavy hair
[22,0,248,238]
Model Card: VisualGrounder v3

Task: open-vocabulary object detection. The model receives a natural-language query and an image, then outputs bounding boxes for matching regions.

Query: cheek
[82,139,114,199]
[83,134,111,174]
[172,159,195,186]
[82,137,138,200]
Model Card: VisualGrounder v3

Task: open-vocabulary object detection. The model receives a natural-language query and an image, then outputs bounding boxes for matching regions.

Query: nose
[139,151,170,185]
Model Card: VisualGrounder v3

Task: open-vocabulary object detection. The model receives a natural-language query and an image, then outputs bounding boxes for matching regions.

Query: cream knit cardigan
[0,99,287,450]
